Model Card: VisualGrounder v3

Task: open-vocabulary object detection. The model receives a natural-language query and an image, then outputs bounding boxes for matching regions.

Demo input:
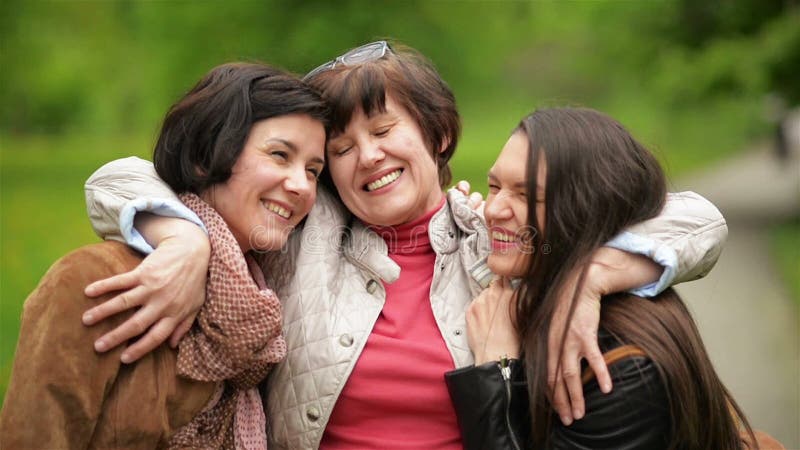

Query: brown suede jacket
[0,241,216,449]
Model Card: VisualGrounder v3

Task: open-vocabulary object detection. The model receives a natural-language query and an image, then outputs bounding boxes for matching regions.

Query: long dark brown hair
[513,107,754,449]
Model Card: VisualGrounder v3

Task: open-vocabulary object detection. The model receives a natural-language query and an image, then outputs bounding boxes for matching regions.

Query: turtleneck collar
[369,196,447,255]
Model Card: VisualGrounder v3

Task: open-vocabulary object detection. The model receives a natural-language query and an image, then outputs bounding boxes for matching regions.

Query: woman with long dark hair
[446,107,763,449]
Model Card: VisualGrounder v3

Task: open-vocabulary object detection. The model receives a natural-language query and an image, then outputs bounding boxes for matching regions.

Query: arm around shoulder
[607,191,727,295]
[85,157,205,253]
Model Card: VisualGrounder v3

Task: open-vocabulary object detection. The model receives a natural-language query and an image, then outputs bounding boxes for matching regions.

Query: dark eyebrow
[265,138,297,151]
[266,138,324,165]
[487,172,526,189]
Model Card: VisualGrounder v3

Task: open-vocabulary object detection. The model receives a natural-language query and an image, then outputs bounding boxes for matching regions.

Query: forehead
[491,132,529,177]
[248,114,325,156]
[330,94,409,138]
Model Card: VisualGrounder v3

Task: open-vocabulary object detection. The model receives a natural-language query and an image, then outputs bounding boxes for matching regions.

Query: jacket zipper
[500,356,522,450]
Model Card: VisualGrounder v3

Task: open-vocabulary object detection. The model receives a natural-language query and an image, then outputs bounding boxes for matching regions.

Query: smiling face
[484,131,546,277]
[325,94,445,226]
[202,114,326,252]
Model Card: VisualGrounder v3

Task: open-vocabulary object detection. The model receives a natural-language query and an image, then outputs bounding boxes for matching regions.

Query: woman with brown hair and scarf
[0,62,329,449]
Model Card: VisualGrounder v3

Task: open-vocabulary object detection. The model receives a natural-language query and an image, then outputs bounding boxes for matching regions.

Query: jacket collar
[344,221,400,284]
[343,198,461,283]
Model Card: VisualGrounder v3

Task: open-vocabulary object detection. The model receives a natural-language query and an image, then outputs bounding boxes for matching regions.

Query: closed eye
[333,146,353,157]
[271,150,289,161]
[373,127,390,137]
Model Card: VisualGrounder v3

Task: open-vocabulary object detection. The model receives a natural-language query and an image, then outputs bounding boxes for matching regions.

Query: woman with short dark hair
[0,62,329,449]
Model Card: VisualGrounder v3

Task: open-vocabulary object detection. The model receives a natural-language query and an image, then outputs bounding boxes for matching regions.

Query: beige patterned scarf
[168,193,287,449]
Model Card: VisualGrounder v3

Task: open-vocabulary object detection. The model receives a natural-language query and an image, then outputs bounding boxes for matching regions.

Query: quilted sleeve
[606,191,727,296]
[85,157,205,253]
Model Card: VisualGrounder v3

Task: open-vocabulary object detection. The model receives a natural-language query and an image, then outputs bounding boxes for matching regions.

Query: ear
[438,137,451,154]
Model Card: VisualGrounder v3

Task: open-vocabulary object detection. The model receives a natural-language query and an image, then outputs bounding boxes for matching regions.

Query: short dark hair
[153,62,329,194]
[305,42,460,189]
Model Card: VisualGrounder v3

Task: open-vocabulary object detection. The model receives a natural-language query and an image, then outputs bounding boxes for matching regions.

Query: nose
[283,165,313,199]
[484,191,513,222]
[358,138,385,169]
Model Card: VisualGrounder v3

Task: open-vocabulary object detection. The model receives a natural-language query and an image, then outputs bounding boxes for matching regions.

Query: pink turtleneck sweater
[319,197,462,449]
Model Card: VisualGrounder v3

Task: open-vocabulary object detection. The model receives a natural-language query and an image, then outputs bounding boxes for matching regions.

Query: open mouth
[364,169,403,192]
[262,200,292,220]
[492,230,516,243]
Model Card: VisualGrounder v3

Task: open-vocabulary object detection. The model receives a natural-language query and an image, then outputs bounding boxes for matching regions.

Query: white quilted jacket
[84,157,727,449]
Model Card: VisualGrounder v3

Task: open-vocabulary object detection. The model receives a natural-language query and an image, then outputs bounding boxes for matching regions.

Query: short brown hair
[153,62,329,195]
[305,42,460,188]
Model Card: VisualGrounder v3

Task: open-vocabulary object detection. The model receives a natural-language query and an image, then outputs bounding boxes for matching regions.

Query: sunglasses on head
[304,41,392,81]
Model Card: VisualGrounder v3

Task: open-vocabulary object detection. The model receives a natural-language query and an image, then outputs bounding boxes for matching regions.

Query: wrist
[480,346,519,365]
[160,227,210,258]
[135,214,208,250]
[592,247,661,295]
[586,255,613,297]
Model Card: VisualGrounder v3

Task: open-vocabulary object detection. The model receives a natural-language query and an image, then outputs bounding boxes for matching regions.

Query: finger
[120,317,177,363]
[468,192,483,209]
[92,299,160,354]
[585,342,612,394]
[83,285,148,325]
[497,277,513,303]
[547,335,560,392]
[169,314,196,348]
[496,276,507,289]
[85,270,140,297]
[562,352,585,420]
[552,376,573,426]
[456,180,471,195]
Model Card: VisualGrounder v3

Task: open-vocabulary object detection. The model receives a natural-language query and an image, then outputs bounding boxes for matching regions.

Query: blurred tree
[652,0,800,103]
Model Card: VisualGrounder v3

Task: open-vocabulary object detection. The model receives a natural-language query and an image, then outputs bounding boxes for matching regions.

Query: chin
[247,226,290,252]
[355,207,406,227]
[487,254,522,277]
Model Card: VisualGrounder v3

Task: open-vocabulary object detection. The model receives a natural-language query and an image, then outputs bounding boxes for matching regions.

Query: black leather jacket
[445,334,671,450]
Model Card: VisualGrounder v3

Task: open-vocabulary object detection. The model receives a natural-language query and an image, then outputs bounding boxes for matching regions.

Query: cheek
[328,159,353,192]
[301,191,317,216]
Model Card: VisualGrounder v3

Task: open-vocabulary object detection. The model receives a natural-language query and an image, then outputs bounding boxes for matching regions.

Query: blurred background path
[675,143,799,448]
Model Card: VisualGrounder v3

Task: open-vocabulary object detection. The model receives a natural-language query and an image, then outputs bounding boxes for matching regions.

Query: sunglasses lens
[304,41,389,80]
[341,41,387,65]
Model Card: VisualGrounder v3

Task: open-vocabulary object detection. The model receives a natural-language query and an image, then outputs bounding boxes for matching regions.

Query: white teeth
[366,169,402,192]
[264,201,291,219]
[492,230,514,242]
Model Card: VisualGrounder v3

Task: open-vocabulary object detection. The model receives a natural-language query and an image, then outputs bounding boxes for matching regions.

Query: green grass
[769,219,800,306]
